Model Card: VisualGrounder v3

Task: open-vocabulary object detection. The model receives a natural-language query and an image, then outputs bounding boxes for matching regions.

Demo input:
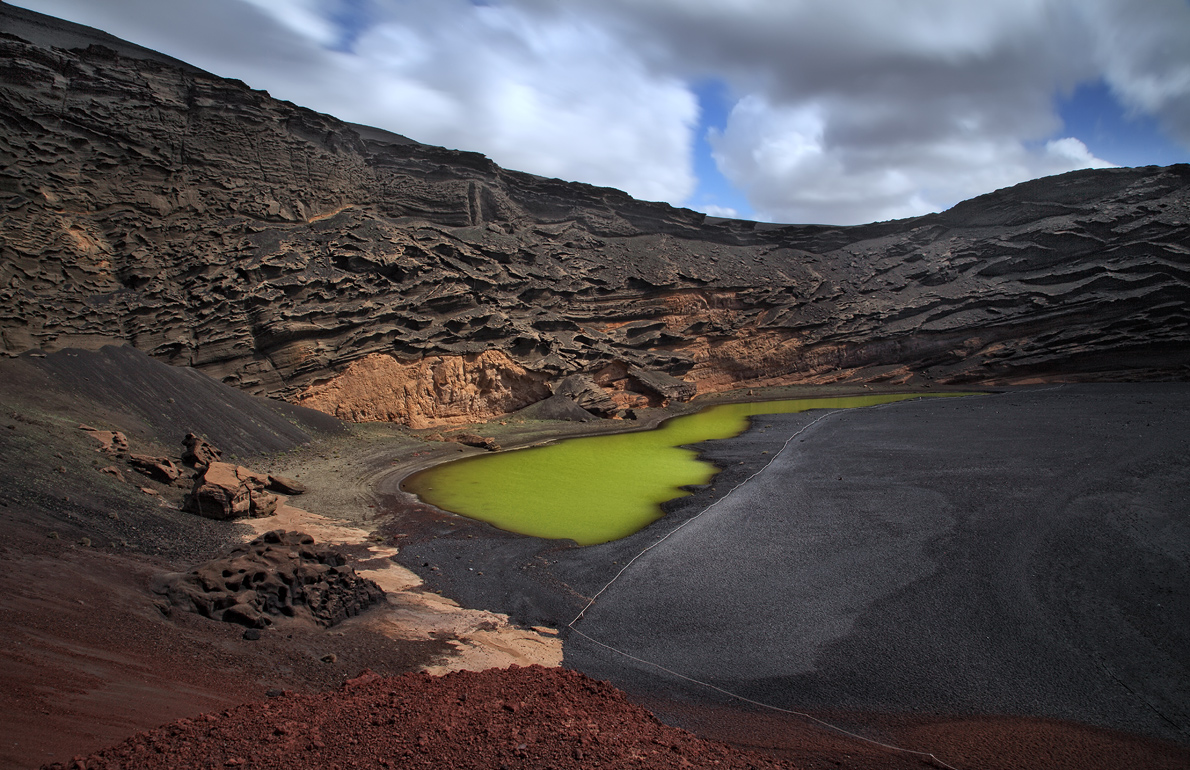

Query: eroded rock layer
[294,350,550,428]
[2,4,1188,425]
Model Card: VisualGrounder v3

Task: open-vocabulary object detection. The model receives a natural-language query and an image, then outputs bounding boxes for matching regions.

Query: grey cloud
[1082,0,1190,147]
[12,0,699,204]
[10,0,1187,224]
[526,0,1128,222]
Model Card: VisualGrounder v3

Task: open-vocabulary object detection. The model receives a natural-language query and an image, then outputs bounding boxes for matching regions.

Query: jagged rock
[1,5,1188,428]
[185,462,278,520]
[181,433,222,470]
[80,425,129,456]
[553,374,619,416]
[99,465,126,483]
[154,530,385,628]
[589,361,697,410]
[450,434,501,452]
[267,475,306,495]
[127,454,183,483]
[626,366,696,404]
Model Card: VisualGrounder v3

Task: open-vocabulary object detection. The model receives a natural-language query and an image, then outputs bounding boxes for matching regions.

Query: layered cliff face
[2,4,1188,426]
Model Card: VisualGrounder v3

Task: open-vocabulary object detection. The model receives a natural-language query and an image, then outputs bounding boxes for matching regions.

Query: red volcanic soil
[650,697,1190,770]
[46,666,794,770]
[41,663,1190,770]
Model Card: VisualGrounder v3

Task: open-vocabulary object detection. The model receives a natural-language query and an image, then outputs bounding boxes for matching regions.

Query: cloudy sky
[11,0,1190,224]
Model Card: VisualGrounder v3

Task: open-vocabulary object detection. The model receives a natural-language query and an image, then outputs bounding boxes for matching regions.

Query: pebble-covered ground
[45,666,799,770]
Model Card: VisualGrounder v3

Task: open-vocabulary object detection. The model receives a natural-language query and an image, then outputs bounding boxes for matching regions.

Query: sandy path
[242,490,563,674]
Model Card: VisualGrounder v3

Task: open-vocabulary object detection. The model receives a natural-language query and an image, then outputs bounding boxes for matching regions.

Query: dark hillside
[1,1,1187,432]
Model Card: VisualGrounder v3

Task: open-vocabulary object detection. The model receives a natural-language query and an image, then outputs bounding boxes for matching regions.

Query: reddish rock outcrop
[449,433,502,452]
[266,474,305,495]
[295,351,550,428]
[127,453,183,483]
[184,462,278,520]
[181,433,222,470]
[80,424,130,455]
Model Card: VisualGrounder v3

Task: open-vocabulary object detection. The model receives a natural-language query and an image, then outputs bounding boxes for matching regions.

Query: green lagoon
[403,393,969,545]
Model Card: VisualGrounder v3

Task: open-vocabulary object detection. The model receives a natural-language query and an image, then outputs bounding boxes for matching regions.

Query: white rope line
[568,627,959,770]
[568,407,843,627]
[566,397,963,770]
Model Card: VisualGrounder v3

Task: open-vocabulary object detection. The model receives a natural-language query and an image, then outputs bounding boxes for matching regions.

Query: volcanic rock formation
[185,461,279,520]
[156,529,386,629]
[181,432,222,470]
[1,2,1188,427]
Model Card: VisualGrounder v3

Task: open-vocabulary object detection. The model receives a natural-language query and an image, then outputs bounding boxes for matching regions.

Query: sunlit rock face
[2,4,1188,425]
[294,351,551,429]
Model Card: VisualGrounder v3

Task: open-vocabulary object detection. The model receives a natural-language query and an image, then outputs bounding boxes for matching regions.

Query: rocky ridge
[2,3,1188,427]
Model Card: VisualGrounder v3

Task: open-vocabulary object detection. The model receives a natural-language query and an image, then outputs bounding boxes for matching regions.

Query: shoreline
[338,387,1004,671]
[561,383,1190,753]
[245,383,982,679]
[352,383,1189,767]
[3,363,1187,768]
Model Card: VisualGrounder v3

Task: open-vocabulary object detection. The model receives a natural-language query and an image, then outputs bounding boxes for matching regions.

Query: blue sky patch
[1059,79,1187,168]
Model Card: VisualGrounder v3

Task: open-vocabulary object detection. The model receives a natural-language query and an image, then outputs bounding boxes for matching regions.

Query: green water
[403,393,968,545]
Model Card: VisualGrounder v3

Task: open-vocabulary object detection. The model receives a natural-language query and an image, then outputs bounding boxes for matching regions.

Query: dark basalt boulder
[626,366,696,403]
[553,374,619,416]
[155,530,386,628]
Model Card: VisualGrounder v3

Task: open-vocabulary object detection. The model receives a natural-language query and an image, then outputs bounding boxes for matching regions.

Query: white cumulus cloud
[700,204,741,219]
[552,0,1127,224]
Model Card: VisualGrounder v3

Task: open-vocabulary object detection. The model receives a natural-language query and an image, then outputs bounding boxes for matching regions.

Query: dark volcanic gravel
[393,383,1190,770]
[564,384,1190,749]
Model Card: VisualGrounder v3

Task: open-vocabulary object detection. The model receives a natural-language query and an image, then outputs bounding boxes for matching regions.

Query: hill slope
[2,3,1188,427]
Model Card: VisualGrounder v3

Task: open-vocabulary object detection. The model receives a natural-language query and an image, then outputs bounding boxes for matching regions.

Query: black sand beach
[2,345,1188,768]
[396,384,1190,751]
